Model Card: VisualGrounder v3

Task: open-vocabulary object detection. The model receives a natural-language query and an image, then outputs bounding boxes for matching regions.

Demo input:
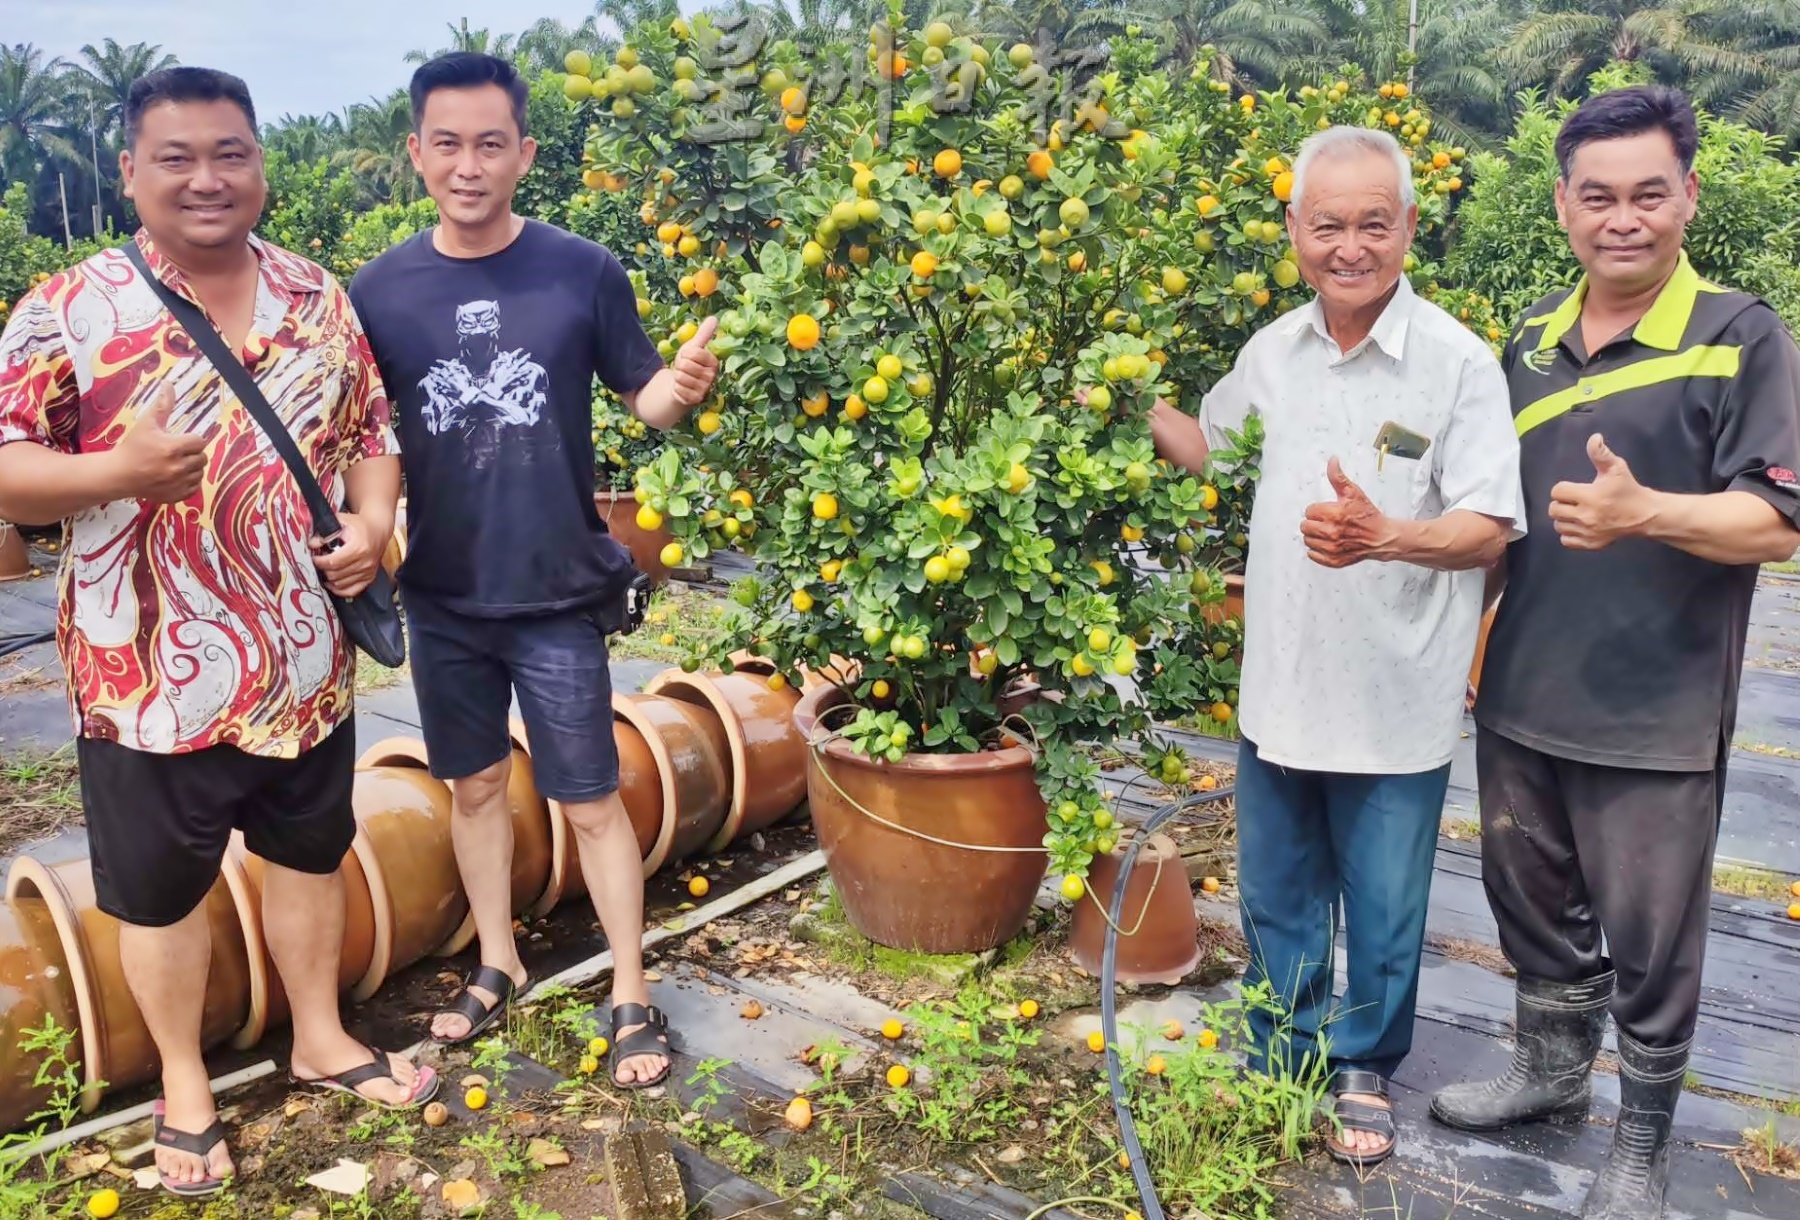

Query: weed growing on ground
[459,1127,528,1180]
[889,985,1040,1145]
[1118,985,1331,1216]
[0,1018,91,1220]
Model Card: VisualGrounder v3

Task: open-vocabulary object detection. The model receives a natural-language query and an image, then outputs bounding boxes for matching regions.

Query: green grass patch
[354,654,409,694]
[607,584,735,663]
[1713,860,1797,903]
[0,747,81,854]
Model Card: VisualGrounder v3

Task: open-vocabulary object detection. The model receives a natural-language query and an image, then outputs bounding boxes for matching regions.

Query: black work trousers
[1476,727,1721,1049]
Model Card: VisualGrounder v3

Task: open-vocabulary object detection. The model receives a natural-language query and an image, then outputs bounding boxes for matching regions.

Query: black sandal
[610,1002,673,1090]
[151,1099,230,1197]
[290,1044,441,1110]
[434,965,526,1046]
[1326,1069,1397,1169]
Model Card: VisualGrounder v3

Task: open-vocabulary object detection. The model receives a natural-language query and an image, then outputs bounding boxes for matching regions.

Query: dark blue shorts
[404,593,620,803]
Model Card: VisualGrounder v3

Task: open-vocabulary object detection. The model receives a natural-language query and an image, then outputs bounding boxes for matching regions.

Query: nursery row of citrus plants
[571,14,1499,888]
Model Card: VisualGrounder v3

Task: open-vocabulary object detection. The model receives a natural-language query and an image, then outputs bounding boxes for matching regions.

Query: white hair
[1289,126,1416,213]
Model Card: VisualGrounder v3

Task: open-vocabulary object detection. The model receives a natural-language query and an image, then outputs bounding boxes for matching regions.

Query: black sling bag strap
[123,241,406,667]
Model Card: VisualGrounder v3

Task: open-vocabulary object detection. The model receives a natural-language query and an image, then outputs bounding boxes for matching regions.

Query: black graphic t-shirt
[349,221,663,616]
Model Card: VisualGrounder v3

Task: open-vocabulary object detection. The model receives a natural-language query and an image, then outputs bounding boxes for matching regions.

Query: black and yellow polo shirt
[1476,253,1800,771]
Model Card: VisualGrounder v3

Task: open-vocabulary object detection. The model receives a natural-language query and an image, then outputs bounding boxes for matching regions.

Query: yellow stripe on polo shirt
[1515,344,1743,438]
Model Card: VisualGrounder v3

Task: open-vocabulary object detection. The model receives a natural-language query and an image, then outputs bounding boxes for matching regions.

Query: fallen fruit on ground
[1789,903,1800,921]
[423,1101,450,1127]
[578,1054,600,1075]
[1019,999,1039,1019]
[881,1018,905,1040]
[1202,876,1222,894]
[589,1036,609,1056]
[464,1086,488,1111]
[785,1096,814,1130]
[1198,1028,1219,1050]
[1146,1054,1167,1076]
[1161,1019,1184,1040]
[887,1064,912,1088]
[1199,773,1219,791]
[1086,1029,1107,1053]
[443,1179,482,1211]
[86,1190,120,1219]
[688,875,710,898]
[741,999,765,1019]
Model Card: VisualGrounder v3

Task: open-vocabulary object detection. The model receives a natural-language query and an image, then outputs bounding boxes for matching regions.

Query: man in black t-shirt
[349,54,719,1089]
[1430,88,1800,1220]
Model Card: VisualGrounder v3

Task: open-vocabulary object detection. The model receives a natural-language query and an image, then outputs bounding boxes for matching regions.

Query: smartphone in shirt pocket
[1367,420,1435,518]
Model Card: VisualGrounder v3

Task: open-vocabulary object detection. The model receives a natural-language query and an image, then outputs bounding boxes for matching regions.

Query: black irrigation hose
[1101,784,1238,1220]
[0,628,54,659]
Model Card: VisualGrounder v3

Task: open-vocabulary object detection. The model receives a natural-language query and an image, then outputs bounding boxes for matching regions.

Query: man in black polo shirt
[1431,87,1800,1218]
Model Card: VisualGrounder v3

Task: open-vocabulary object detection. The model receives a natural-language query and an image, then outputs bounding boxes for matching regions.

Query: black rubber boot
[1429,970,1613,1131]
[1580,1031,1689,1219]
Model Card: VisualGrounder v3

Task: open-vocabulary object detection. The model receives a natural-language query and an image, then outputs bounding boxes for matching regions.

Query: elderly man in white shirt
[1150,126,1524,1167]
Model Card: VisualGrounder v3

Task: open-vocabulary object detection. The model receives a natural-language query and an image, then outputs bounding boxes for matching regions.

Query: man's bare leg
[561,791,665,1084]
[431,760,528,1041]
[267,863,423,1100]
[119,912,234,1187]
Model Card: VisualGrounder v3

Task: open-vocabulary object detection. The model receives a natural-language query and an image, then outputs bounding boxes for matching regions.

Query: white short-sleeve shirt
[1199,278,1525,774]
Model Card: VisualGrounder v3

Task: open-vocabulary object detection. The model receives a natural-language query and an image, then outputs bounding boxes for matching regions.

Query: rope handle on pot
[1078,845,1166,938]
[805,711,1049,856]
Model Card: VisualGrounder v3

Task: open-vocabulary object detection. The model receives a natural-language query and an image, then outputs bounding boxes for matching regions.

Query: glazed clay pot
[0,895,78,1134]
[345,765,468,1003]
[643,668,808,850]
[595,490,673,587]
[612,712,676,879]
[6,856,251,1113]
[1069,834,1200,986]
[380,499,408,580]
[1202,573,1247,626]
[224,832,376,1049]
[794,684,1050,955]
[0,524,27,582]
[1468,602,1498,703]
[615,694,730,873]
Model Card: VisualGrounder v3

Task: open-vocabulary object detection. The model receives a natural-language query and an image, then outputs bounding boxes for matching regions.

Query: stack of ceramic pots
[0,663,813,1136]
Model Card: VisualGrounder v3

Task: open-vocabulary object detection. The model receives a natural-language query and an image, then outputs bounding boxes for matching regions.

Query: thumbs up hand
[113,385,208,504]
[1301,456,1398,568]
[1548,433,1650,551]
[670,315,720,410]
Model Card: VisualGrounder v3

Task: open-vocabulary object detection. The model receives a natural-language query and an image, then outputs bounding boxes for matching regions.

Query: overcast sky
[13,0,701,123]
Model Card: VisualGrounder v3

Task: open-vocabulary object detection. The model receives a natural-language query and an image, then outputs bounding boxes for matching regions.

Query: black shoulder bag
[125,243,407,668]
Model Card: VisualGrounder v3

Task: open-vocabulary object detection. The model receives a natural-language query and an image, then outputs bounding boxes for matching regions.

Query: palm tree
[338,91,417,205]
[593,0,684,40]
[0,44,80,187]
[1146,0,1323,82]
[515,16,616,73]
[712,0,870,45]
[972,0,1149,48]
[405,19,518,66]
[1689,0,1800,140]
[265,112,346,165]
[72,39,177,139]
[1502,0,1750,100]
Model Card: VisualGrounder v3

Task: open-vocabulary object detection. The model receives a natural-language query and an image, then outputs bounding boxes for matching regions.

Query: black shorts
[405,591,620,804]
[77,721,357,928]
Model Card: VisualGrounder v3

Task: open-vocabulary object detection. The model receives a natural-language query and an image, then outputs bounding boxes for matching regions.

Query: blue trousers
[1236,736,1447,1082]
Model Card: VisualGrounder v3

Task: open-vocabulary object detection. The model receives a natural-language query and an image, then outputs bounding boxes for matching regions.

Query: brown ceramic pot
[642,668,808,850]
[613,713,675,879]
[345,765,468,1002]
[1068,834,1200,986]
[794,684,1050,955]
[225,831,376,1049]
[1202,573,1247,626]
[0,895,79,1134]
[1468,602,1497,703]
[615,693,730,872]
[380,499,408,579]
[596,490,673,587]
[0,524,27,583]
[354,739,476,960]
[5,856,251,1113]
